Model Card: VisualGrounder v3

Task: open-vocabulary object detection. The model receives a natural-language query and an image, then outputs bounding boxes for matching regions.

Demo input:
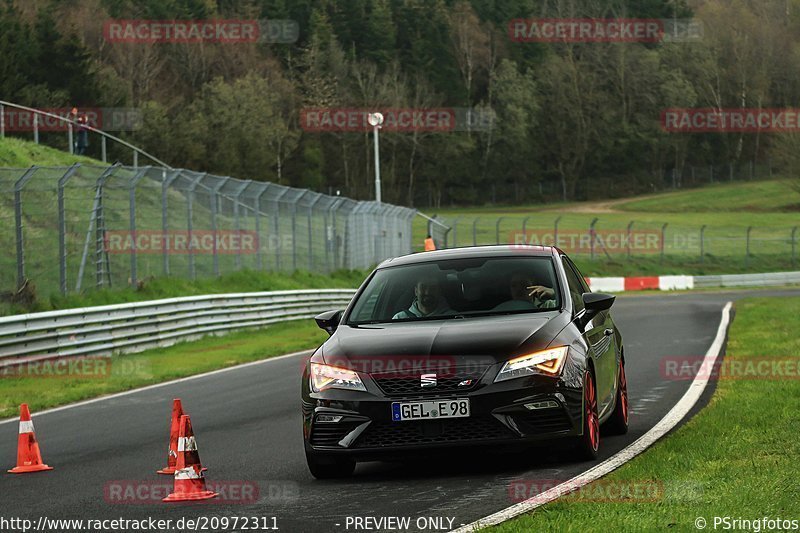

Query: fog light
[524,400,560,410]
[316,414,344,423]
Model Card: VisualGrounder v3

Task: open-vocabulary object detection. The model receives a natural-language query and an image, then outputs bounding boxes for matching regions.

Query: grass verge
[2,268,366,315]
[492,296,800,532]
[0,319,326,418]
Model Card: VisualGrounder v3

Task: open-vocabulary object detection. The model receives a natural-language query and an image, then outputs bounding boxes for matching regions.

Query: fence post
[57,164,81,295]
[14,167,38,289]
[495,216,506,244]
[186,173,207,279]
[554,216,562,247]
[101,136,107,163]
[291,203,298,271]
[273,188,290,271]
[792,227,798,269]
[472,217,480,246]
[745,226,753,267]
[589,218,599,259]
[325,198,343,272]
[522,216,532,235]
[700,225,707,263]
[128,167,151,287]
[33,114,39,144]
[133,150,138,169]
[451,216,463,247]
[254,184,269,271]
[209,177,228,277]
[626,220,634,258]
[0,103,4,137]
[233,181,252,271]
[68,123,74,155]
[161,169,181,276]
[660,223,668,264]
[308,194,323,271]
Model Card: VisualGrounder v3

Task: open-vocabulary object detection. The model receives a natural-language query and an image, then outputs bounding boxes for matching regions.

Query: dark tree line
[2,0,799,206]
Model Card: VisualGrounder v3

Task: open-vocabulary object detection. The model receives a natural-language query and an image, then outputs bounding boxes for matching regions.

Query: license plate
[391,399,470,421]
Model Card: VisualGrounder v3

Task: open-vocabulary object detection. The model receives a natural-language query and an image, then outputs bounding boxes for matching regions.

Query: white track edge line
[0,349,314,426]
[450,301,733,532]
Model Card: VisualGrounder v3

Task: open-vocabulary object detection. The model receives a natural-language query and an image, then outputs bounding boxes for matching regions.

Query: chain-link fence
[0,164,416,298]
[427,215,799,270]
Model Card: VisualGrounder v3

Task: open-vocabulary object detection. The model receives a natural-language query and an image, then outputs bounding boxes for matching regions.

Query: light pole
[368,112,384,202]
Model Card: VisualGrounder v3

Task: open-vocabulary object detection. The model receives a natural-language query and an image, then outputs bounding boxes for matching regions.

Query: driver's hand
[527,285,555,300]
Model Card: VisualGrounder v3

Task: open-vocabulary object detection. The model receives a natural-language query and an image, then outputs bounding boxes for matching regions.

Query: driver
[494,271,557,311]
[393,274,454,319]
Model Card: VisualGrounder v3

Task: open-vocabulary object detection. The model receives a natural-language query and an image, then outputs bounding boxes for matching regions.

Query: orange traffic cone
[163,415,218,502]
[157,399,185,475]
[8,404,53,474]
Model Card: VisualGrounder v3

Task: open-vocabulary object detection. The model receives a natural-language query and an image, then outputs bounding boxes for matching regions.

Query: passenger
[494,271,557,311]
[393,275,454,319]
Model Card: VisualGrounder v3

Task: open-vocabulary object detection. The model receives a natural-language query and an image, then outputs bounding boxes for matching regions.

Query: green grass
[493,296,800,532]
[415,179,800,276]
[0,319,326,418]
[2,268,366,315]
[0,136,97,167]
[617,179,800,213]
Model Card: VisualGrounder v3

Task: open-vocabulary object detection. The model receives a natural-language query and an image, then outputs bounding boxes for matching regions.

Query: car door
[561,256,616,415]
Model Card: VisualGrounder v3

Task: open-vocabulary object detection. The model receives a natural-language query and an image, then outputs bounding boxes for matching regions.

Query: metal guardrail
[0,99,169,168]
[0,289,356,365]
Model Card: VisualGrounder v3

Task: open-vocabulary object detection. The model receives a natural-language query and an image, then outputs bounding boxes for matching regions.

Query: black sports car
[301,245,627,478]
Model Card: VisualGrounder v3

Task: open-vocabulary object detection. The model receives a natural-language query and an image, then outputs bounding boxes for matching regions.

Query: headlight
[310,363,366,392]
[494,346,569,382]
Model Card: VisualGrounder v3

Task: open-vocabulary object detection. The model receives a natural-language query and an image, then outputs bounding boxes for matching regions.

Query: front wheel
[604,359,629,435]
[573,369,600,461]
[306,451,356,479]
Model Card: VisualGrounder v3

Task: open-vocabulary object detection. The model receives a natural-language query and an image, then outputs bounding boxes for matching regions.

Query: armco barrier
[587,271,800,292]
[0,289,356,365]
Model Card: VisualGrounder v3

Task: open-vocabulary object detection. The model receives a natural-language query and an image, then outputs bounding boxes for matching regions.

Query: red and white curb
[450,302,733,532]
[586,275,693,292]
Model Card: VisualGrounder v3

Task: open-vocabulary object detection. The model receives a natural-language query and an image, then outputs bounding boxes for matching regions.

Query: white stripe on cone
[174,467,203,480]
[18,420,34,434]
[177,436,197,452]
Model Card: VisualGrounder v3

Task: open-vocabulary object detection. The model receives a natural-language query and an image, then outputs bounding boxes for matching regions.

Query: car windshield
[346,256,561,325]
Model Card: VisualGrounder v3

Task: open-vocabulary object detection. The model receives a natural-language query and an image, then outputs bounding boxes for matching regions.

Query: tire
[604,358,629,435]
[306,451,356,479]
[573,369,600,461]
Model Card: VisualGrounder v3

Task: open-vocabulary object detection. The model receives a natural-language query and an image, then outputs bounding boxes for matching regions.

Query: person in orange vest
[424,234,436,251]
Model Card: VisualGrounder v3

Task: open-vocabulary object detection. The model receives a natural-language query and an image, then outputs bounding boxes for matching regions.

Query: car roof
[377,245,559,269]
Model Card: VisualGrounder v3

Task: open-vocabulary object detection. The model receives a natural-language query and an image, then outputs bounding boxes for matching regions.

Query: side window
[561,256,586,313]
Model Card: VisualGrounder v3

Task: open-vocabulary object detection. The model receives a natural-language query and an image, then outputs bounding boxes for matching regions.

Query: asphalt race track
[2,289,797,532]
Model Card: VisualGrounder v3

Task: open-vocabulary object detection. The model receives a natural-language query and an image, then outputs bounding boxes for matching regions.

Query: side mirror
[578,292,615,329]
[315,309,343,336]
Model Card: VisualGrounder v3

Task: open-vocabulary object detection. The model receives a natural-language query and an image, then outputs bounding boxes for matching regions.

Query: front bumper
[302,374,584,458]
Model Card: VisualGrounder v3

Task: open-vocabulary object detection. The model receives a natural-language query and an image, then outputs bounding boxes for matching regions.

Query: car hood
[322,311,567,368]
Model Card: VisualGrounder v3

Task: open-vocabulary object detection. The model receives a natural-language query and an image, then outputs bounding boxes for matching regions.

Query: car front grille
[354,416,517,448]
[371,366,489,397]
